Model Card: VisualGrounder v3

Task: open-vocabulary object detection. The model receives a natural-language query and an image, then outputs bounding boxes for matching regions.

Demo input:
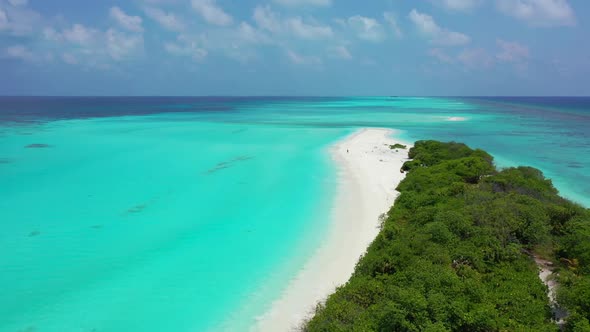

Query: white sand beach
[256,128,412,331]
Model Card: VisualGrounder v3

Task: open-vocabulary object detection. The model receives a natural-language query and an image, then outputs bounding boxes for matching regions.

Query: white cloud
[3,45,56,64]
[329,45,352,60]
[110,6,143,32]
[436,0,481,11]
[332,18,346,27]
[273,0,331,7]
[144,7,184,31]
[8,0,28,6]
[191,0,233,26]
[42,27,61,41]
[62,24,99,45]
[458,48,493,68]
[164,34,208,61]
[237,22,271,44]
[0,8,7,28]
[161,23,270,63]
[252,6,332,40]
[496,39,529,62]
[348,15,385,42]
[106,28,144,60]
[426,45,523,70]
[439,30,471,46]
[4,44,34,61]
[285,17,333,39]
[62,52,78,65]
[408,10,439,34]
[206,23,275,62]
[140,0,181,4]
[496,0,575,26]
[408,9,470,46]
[286,49,321,65]
[253,5,282,33]
[383,12,403,38]
[0,2,40,35]
[429,48,454,63]
[43,22,143,64]
[221,45,259,63]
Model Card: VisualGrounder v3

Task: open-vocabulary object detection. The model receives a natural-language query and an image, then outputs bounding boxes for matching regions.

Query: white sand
[534,257,557,304]
[534,256,567,324]
[255,128,412,332]
[446,116,468,121]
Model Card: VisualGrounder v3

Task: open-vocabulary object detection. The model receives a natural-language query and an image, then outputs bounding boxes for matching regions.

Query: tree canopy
[304,140,590,332]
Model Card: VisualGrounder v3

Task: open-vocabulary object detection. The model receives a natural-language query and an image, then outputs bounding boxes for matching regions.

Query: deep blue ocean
[0,97,588,331]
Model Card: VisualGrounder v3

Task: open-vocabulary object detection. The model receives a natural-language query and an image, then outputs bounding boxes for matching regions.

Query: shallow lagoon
[0,97,588,331]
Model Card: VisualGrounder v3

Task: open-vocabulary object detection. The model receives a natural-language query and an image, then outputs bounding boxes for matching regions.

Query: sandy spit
[255,128,412,331]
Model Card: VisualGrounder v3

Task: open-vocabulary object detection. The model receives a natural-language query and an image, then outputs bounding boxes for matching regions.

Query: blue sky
[0,0,589,96]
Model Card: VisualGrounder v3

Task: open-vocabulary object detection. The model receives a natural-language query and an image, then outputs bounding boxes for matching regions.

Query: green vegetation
[390,143,407,150]
[304,140,590,332]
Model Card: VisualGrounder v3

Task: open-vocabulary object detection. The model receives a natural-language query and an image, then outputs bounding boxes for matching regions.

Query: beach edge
[256,128,413,331]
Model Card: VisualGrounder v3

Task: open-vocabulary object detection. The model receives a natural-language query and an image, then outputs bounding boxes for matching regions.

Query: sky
[0,0,589,96]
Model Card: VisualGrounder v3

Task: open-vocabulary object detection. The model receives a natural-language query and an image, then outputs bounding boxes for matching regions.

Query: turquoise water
[0,97,589,331]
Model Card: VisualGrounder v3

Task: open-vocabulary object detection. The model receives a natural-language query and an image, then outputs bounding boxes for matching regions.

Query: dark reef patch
[205,155,254,174]
[126,204,147,214]
[567,162,584,169]
[231,128,247,134]
[0,158,12,164]
[17,326,36,332]
[122,196,163,217]
[25,143,52,149]
[28,230,41,237]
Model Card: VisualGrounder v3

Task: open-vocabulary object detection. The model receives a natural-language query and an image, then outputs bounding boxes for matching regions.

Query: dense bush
[390,144,407,150]
[304,140,590,332]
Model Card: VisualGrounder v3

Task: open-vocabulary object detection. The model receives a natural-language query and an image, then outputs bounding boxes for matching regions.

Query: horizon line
[1,95,589,98]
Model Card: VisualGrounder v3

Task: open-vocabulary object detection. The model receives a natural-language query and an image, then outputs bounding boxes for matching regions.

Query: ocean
[0,97,588,331]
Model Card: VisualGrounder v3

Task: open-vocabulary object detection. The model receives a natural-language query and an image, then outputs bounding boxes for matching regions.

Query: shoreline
[255,128,412,331]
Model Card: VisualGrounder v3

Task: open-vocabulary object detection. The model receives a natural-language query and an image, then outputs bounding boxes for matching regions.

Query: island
[302,139,590,332]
